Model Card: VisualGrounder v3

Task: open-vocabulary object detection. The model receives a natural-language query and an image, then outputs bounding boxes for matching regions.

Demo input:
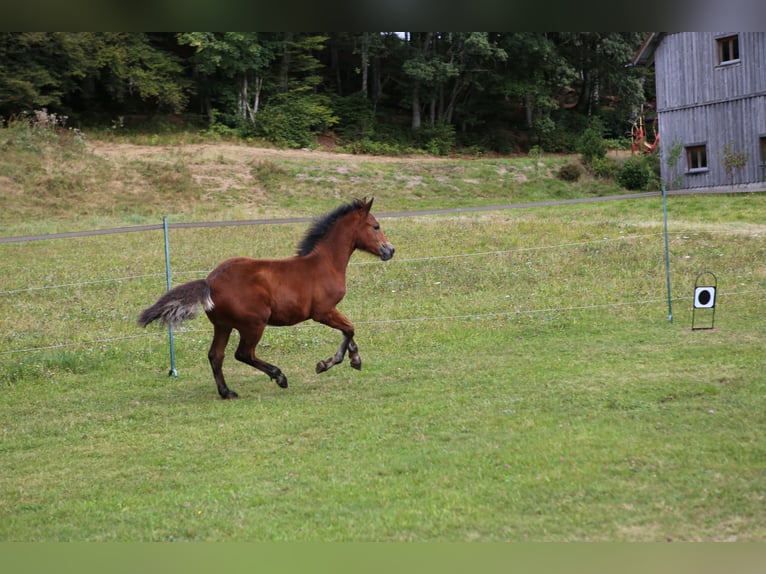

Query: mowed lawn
[1,141,765,541]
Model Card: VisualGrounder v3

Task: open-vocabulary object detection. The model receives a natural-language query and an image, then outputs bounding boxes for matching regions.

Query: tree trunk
[331,43,342,96]
[577,68,594,116]
[239,75,263,126]
[360,32,369,97]
[429,95,436,127]
[445,80,461,125]
[239,75,248,121]
[251,77,262,121]
[279,32,292,93]
[412,85,421,129]
[372,55,382,105]
[524,93,533,129]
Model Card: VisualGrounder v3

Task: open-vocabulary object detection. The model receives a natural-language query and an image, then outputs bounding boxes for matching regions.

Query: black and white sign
[694,286,716,309]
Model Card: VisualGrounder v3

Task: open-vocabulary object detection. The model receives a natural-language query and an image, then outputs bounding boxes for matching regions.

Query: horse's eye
[373,224,380,231]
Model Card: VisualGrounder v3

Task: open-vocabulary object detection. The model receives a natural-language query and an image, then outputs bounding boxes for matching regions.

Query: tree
[402,32,506,129]
[554,32,644,117]
[88,33,190,114]
[722,142,749,187]
[273,32,329,94]
[0,33,190,118]
[253,33,337,147]
[0,32,94,116]
[496,33,574,131]
[178,32,274,125]
[0,32,654,154]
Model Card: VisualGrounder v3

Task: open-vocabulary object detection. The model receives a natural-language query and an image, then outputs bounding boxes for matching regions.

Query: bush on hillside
[557,162,582,182]
[578,122,607,165]
[617,156,653,190]
[589,156,620,179]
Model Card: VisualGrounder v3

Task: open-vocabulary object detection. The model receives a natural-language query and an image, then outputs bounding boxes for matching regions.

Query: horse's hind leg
[234,327,288,389]
[209,324,237,399]
[347,339,362,370]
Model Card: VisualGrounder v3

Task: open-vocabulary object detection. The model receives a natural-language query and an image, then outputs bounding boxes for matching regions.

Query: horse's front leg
[314,308,361,373]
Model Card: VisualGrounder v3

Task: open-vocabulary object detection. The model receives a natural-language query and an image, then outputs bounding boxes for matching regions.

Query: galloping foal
[138,198,395,399]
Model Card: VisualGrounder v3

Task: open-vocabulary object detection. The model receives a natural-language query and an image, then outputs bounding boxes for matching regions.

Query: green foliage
[254,92,338,148]
[557,161,582,182]
[0,32,94,114]
[721,142,749,186]
[94,33,190,113]
[617,156,654,190]
[537,110,588,153]
[589,156,620,179]
[578,119,607,165]
[1,109,85,152]
[329,93,376,140]
[662,140,685,190]
[339,139,409,156]
[603,137,632,152]
[411,123,456,156]
[1,32,650,155]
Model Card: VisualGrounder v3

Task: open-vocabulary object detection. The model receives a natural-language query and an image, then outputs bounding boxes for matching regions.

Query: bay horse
[138,198,395,399]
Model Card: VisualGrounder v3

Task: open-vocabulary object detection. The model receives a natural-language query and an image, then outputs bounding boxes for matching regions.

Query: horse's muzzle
[379,242,395,261]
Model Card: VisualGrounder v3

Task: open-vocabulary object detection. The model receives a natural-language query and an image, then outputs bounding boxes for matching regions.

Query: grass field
[1,130,765,541]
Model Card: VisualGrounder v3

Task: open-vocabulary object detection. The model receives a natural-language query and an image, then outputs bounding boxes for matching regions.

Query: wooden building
[633,32,766,190]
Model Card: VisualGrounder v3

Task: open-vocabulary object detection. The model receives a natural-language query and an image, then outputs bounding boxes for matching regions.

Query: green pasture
[1,138,765,540]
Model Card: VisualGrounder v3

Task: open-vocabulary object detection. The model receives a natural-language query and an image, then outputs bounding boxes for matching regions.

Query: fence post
[662,183,673,323]
[163,216,179,376]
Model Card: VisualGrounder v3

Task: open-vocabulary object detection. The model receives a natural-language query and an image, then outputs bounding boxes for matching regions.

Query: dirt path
[88,141,446,164]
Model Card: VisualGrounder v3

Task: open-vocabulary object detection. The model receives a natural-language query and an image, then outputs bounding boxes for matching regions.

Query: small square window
[717,35,740,64]
[760,137,766,181]
[686,145,708,171]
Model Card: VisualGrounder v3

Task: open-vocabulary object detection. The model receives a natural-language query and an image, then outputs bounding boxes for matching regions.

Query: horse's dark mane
[296,199,365,256]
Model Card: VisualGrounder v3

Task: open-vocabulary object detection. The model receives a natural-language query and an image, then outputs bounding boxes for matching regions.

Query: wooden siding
[653,32,766,189]
[655,33,766,110]
[660,95,766,188]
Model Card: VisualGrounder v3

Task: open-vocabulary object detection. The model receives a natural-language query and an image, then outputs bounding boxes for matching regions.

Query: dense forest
[0,32,653,153]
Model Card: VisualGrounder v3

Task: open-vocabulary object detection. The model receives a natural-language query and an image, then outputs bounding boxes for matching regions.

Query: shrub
[557,162,582,182]
[340,139,407,156]
[255,92,338,148]
[617,156,653,190]
[411,123,456,156]
[589,156,620,179]
[538,110,588,152]
[578,118,607,165]
[330,93,375,140]
[2,109,85,152]
[251,159,286,191]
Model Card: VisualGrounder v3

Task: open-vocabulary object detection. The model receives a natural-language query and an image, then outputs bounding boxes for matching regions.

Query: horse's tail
[137,279,214,329]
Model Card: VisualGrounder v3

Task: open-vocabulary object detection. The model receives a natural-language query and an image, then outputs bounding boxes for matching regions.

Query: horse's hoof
[221,389,239,399]
[350,358,362,370]
[316,360,328,374]
[275,374,288,388]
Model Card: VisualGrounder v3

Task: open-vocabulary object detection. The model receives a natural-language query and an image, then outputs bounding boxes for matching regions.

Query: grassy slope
[0,132,764,541]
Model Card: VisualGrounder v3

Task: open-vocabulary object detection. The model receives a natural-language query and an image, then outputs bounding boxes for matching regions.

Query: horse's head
[356,198,395,261]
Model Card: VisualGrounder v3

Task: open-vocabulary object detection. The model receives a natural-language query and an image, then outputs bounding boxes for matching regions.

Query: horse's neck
[313,227,356,273]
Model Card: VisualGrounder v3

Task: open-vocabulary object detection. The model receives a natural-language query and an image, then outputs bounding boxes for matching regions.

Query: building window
[686,145,708,172]
[717,35,740,64]
[760,136,766,180]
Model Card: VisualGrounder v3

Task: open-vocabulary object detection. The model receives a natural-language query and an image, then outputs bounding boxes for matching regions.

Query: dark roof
[631,33,666,66]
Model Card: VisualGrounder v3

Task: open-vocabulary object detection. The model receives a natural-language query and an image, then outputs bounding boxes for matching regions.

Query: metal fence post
[662,183,673,323]
[163,216,178,376]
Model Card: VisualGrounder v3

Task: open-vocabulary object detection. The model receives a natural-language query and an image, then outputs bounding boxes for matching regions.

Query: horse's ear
[364,197,374,212]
